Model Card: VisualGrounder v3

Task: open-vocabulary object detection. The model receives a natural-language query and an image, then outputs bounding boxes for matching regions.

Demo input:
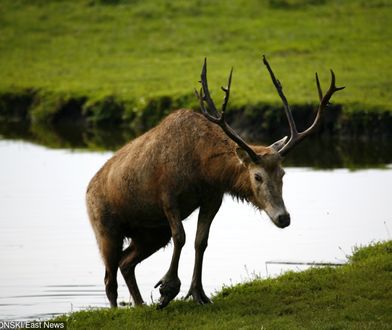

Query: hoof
[154,276,181,309]
[185,286,211,305]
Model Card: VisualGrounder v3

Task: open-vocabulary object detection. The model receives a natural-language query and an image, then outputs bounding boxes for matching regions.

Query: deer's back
[86,109,235,228]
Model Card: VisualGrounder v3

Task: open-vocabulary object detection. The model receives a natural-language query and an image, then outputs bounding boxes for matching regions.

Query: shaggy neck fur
[218,152,253,202]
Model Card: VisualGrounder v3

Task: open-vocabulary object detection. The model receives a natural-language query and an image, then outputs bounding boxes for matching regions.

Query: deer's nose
[277,213,290,228]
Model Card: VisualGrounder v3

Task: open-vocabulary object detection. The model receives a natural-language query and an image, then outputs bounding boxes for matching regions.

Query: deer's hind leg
[86,194,123,308]
[98,233,123,308]
[120,226,172,306]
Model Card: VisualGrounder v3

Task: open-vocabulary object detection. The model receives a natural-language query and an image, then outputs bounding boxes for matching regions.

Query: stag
[86,56,344,309]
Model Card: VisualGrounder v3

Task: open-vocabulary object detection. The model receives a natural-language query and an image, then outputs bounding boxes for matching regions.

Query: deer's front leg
[155,203,185,309]
[185,194,222,304]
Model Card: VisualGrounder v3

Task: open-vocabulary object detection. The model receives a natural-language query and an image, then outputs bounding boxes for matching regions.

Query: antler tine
[221,67,233,116]
[262,55,298,142]
[263,56,344,156]
[315,72,323,102]
[320,70,345,106]
[278,68,345,156]
[299,69,345,131]
[200,58,220,117]
[195,87,220,124]
[303,70,345,134]
[196,59,260,163]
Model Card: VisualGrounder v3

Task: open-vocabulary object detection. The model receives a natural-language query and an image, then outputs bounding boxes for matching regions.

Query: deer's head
[195,56,344,229]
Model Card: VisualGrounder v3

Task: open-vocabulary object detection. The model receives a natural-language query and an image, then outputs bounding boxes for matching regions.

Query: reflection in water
[0,121,391,168]
[0,139,391,321]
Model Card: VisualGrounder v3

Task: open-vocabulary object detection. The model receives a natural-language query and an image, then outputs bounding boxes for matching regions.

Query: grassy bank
[0,0,391,137]
[53,241,392,329]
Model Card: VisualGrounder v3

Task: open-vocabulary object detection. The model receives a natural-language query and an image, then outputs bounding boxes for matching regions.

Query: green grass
[54,241,392,329]
[0,0,392,123]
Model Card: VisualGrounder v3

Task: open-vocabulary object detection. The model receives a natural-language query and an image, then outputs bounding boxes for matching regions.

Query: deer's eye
[254,173,263,183]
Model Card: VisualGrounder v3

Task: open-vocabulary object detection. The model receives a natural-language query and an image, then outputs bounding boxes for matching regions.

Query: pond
[0,137,391,321]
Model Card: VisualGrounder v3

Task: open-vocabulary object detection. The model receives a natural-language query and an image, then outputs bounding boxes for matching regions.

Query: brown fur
[86,109,282,308]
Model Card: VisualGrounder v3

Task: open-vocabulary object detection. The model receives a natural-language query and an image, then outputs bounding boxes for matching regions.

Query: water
[0,139,391,321]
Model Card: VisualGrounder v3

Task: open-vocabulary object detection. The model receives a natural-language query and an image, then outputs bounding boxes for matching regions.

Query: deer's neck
[217,153,252,201]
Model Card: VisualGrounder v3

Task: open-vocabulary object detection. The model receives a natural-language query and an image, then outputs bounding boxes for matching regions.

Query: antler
[262,55,345,156]
[195,58,260,163]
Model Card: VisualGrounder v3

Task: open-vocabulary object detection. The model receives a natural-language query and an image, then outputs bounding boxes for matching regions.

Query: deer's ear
[268,136,288,152]
[236,148,253,166]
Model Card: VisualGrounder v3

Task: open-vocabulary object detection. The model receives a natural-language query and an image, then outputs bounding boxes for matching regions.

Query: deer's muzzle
[276,213,290,228]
